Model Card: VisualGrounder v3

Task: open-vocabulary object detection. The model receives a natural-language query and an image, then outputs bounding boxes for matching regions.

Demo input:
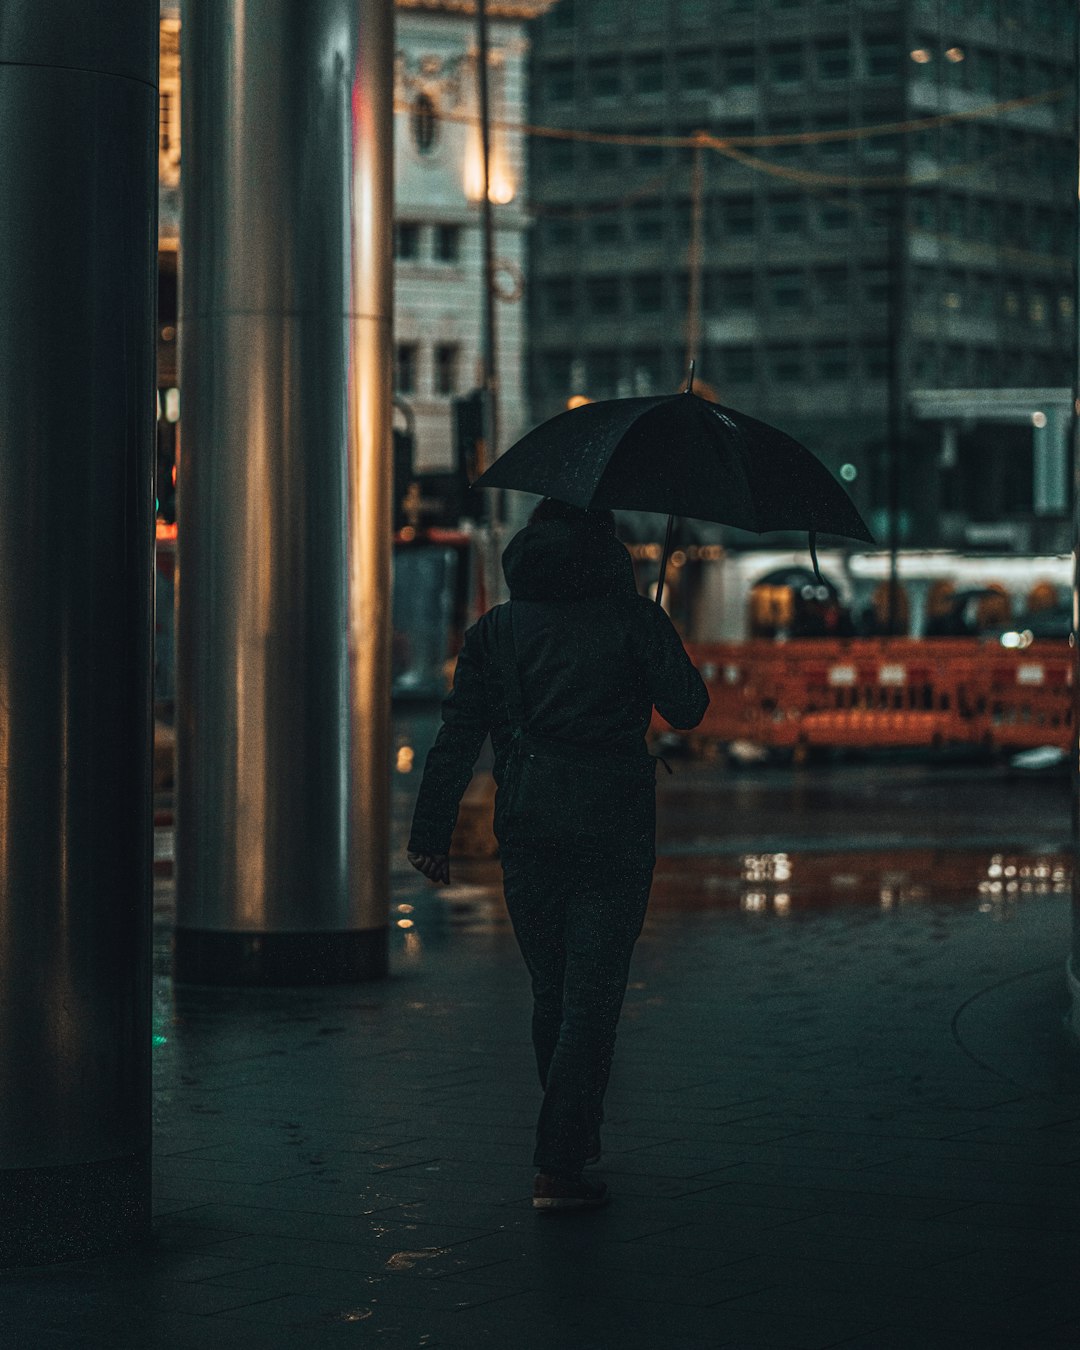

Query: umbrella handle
[655,513,675,608]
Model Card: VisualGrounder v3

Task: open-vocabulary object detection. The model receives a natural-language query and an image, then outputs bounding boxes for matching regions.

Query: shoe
[533,1172,609,1211]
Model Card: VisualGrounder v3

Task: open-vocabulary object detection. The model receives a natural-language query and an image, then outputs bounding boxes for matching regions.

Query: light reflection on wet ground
[420,848,1072,929]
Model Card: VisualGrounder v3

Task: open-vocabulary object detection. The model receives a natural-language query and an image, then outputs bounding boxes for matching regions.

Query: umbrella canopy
[473,390,874,545]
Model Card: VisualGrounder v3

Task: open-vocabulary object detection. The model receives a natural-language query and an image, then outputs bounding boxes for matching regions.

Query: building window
[590,217,622,245]
[769,197,805,234]
[721,272,754,309]
[544,218,577,249]
[861,266,890,305]
[632,274,665,313]
[819,203,849,232]
[588,59,622,99]
[864,37,898,80]
[817,344,848,381]
[815,113,849,159]
[547,140,576,173]
[817,267,847,305]
[863,343,890,380]
[542,350,572,390]
[769,346,803,381]
[434,344,459,396]
[544,278,576,318]
[725,48,755,87]
[725,347,755,382]
[589,141,622,172]
[677,49,712,92]
[816,38,850,81]
[633,55,665,95]
[914,344,937,383]
[633,133,664,168]
[725,198,755,236]
[394,222,421,260]
[631,202,665,241]
[587,276,622,315]
[589,0,620,28]
[631,349,664,393]
[768,118,803,164]
[545,61,575,103]
[913,196,937,232]
[676,0,711,24]
[770,44,804,85]
[434,224,461,263]
[395,343,418,394]
[411,93,439,154]
[588,349,620,395]
[159,88,175,156]
[769,270,805,308]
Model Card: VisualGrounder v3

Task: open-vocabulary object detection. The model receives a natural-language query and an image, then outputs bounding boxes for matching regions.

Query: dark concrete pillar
[0,2,157,1264]
[175,0,394,984]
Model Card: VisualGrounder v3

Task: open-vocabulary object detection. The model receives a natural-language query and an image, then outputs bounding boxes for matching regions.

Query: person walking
[407,499,709,1211]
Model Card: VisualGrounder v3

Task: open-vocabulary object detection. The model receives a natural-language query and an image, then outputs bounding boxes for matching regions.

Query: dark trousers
[500,837,655,1177]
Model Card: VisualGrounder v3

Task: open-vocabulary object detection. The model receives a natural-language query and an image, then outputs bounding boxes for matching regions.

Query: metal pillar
[1069,5,1080,1044]
[0,3,157,1264]
[176,0,394,984]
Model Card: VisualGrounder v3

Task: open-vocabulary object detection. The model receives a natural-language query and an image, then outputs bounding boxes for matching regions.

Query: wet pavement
[5,713,1080,1349]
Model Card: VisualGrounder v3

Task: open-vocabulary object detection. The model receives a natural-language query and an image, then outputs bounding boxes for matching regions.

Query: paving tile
[9,771,1080,1350]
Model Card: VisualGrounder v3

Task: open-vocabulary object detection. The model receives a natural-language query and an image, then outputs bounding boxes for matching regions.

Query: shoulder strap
[496,602,528,733]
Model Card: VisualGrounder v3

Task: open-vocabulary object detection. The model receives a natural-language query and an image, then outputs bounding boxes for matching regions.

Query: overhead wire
[394,85,1067,151]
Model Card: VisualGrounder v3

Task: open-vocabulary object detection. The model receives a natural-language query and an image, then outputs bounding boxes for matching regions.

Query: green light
[840,463,857,482]
[152,1034,168,1047]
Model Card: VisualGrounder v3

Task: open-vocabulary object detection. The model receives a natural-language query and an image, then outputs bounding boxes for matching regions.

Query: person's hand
[407,851,450,886]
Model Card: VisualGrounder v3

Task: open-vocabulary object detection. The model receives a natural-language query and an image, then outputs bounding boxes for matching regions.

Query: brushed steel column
[0,2,157,1264]
[176,0,393,983]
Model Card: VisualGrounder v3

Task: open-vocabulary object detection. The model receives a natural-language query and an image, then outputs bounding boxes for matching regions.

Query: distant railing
[656,639,1072,752]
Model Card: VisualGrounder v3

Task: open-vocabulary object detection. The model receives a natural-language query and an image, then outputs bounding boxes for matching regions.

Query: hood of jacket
[501,519,638,602]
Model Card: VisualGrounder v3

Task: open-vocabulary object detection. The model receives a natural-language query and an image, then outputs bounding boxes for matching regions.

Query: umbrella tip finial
[684,359,695,394]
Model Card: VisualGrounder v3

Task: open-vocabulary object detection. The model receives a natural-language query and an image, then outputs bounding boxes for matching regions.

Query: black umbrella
[473,367,873,605]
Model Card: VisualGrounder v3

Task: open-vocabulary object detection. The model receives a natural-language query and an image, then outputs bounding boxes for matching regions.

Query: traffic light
[453,390,486,523]
[156,422,177,524]
[393,428,416,532]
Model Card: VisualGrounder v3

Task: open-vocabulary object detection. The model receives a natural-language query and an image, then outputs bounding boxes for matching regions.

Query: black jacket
[407,519,710,856]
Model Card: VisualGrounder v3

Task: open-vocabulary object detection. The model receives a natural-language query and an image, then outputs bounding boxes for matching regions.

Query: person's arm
[407,621,491,868]
[635,597,710,730]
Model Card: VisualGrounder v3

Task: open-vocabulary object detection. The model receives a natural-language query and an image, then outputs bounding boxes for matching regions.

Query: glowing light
[396,745,415,773]
[464,126,516,204]
[566,394,593,409]
[397,918,415,929]
[397,902,414,913]
[910,48,931,63]
[945,46,965,62]
[1032,411,1047,428]
[164,387,180,422]
[840,463,857,481]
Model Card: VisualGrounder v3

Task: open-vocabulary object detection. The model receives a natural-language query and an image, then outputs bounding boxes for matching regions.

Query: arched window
[411,93,438,154]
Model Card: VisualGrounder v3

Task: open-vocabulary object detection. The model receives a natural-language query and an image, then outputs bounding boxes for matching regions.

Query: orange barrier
[654,639,1073,752]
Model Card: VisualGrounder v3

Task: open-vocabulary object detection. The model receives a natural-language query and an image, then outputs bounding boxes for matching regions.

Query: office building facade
[527,0,1076,549]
